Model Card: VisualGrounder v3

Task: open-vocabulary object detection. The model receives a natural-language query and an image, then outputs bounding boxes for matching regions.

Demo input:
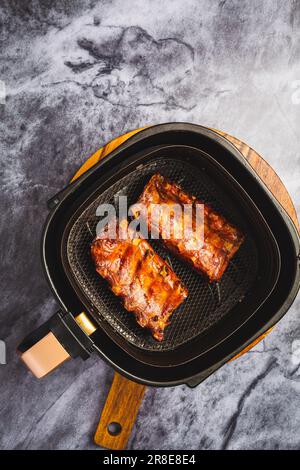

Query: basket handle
[94,373,146,450]
[17,311,95,378]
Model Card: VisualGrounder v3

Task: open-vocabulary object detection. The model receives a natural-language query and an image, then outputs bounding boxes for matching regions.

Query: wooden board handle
[94,373,146,450]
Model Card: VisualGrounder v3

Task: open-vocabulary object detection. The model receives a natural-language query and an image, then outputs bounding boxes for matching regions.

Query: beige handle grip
[94,373,146,450]
[19,312,96,379]
[20,332,71,378]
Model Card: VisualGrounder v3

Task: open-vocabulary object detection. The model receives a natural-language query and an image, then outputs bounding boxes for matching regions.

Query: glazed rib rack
[91,219,188,341]
[136,173,245,282]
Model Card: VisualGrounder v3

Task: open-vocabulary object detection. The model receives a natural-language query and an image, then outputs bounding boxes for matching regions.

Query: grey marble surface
[1,0,300,450]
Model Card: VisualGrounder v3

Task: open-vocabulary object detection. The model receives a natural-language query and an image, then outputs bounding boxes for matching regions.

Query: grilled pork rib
[136,174,245,282]
[91,220,188,341]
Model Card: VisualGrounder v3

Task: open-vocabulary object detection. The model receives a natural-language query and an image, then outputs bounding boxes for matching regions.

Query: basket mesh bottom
[66,157,258,351]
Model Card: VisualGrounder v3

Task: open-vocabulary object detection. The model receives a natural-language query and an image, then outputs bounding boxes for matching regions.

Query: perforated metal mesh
[65,158,258,351]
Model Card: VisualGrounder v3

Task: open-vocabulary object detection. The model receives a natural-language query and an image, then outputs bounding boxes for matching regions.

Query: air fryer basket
[19,124,300,387]
[64,150,259,352]
[61,143,280,365]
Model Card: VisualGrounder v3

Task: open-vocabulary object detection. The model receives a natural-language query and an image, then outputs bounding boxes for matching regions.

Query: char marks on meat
[91,219,188,341]
[136,174,245,282]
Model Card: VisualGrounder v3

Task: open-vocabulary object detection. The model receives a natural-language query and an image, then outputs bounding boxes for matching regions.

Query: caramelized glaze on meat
[91,220,188,341]
[136,174,245,282]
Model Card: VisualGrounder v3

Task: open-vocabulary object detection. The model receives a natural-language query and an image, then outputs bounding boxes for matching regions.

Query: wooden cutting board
[71,126,299,450]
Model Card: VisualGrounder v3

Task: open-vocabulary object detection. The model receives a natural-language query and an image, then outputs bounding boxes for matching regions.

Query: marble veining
[0,0,300,450]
